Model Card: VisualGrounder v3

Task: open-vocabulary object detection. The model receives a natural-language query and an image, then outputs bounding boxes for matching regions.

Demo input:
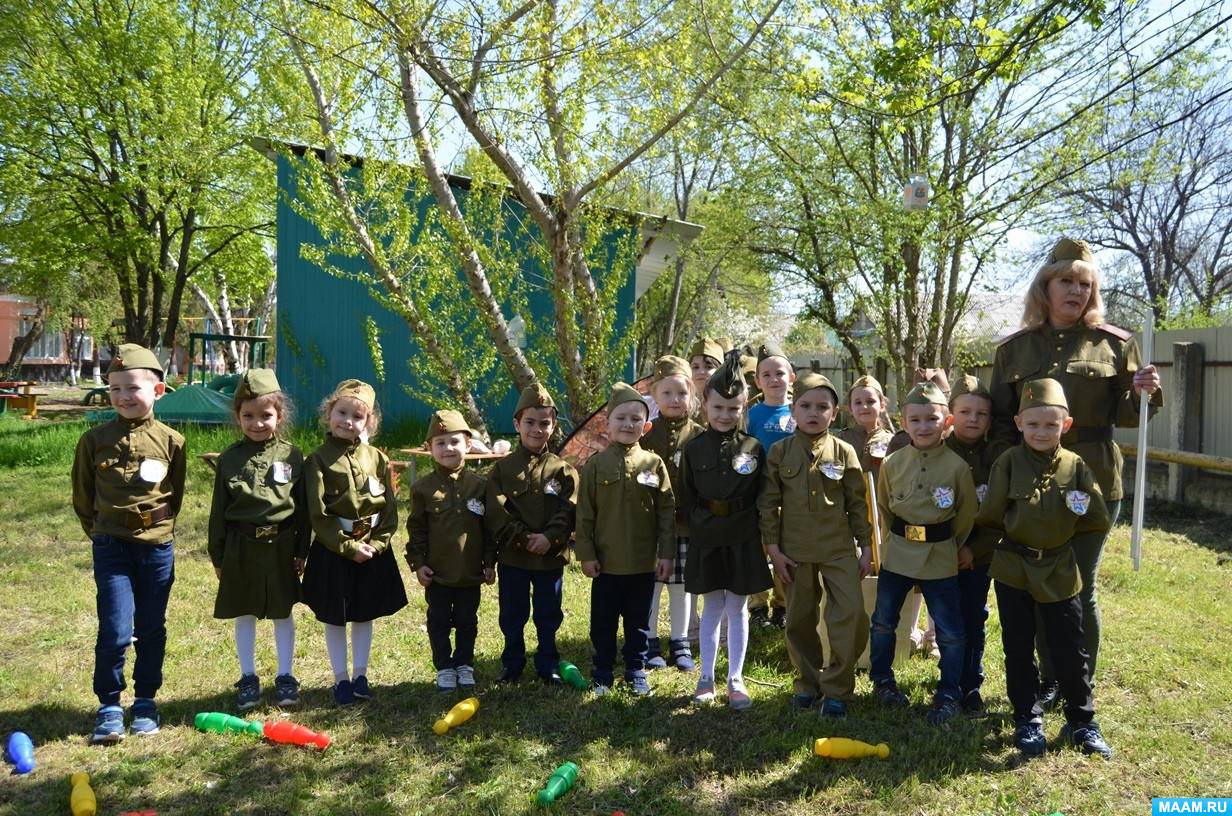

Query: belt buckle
[710,501,729,517]
[256,524,278,538]
[352,518,372,538]
[1027,545,1045,560]
[138,509,153,528]
[905,524,926,542]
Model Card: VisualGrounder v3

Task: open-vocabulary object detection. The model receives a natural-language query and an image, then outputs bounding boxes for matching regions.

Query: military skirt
[301,539,408,625]
[684,531,772,596]
[213,526,302,620]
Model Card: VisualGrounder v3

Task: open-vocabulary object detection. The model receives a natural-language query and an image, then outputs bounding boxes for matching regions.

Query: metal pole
[1130,312,1154,571]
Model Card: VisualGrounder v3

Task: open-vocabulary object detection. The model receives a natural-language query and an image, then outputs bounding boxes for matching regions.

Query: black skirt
[684,534,773,596]
[301,539,408,625]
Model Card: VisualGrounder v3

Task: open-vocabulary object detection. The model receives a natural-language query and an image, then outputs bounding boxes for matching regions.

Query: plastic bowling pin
[558,660,588,690]
[194,712,263,737]
[6,731,34,773]
[70,772,97,816]
[535,761,579,805]
[813,737,890,759]
[433,697,479,735]
[262,720,330,749]
[118,811,158,815]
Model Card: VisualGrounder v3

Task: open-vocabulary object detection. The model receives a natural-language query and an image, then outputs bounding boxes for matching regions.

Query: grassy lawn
[0,414,1229,815]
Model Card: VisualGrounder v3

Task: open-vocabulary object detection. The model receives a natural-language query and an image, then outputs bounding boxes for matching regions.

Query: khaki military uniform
[575,442,676,571]
[485,444,578,570]
[944,435,996,566]
[642,414,703,582]
[876,444,977,580]
[407,466,496,587]
[838,425,895,481]
[759,430,871,700]
[72,415,187,545]
[208,437,310,619]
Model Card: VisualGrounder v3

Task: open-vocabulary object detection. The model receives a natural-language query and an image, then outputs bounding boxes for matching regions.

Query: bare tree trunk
[3,304,45,379]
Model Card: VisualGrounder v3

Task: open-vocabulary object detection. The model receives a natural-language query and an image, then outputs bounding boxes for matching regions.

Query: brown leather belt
[890,517,953,542]
[101,504,173,530]
[1061,426,1114,445]
[995,538,1071,561]
[230,519,294,539]
[707,497,748,517]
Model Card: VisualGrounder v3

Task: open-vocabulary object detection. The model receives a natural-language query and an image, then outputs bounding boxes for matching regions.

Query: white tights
[649,582,691,641]
[323,621,374,682]
[234,616,295,677]
[699,590,749,684]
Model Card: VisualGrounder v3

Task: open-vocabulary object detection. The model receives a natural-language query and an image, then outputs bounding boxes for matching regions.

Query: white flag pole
[1130,310,1154,572]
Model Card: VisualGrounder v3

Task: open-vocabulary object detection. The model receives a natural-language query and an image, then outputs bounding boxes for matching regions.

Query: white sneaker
[436,668,457,692]
[456,665,475,689]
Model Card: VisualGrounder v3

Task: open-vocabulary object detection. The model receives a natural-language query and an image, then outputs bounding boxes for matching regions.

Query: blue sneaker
[626,673,652,697]
[333,679,355,706]
[352,675,372,700]
[820,697,848,719]
[235,674,261,710]
[1014,720,1047,757]
[91,705,125,744]
[1061,720,1113,759]
[128,699,160,736]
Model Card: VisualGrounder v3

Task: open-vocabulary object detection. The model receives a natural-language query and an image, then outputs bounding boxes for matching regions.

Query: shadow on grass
[1136,499,1231,558]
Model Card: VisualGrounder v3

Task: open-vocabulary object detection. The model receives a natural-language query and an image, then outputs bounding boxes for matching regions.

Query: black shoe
[1061,721,1113,759]
[790,692,817,709]
[770,607,786,629]
[496,667,523,685]
[1014,720,1047,757]
[961,690,986,716]
[873,680,909,708]
[1038,678,1061,711]
[538,671,563,687]
[234,674,261,711]
[926,698,961,726]
[749,607,772,628]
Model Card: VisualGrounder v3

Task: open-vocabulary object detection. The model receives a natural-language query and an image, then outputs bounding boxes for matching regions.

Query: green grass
[0,418,1229,815]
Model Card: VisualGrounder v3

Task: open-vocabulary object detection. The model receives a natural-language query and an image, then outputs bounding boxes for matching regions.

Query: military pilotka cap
[233,368,281,406]
[757,342,789,365]
[689,337,725,365]
[950,373,991,404]
[793,371,838,403]
[1047,237,1095,264]
[913,367,950,395]
[607,382,648,415]
[330,378,376,410]
[653,355,691,383]
[708,350,746,399]
[108,343,164,381]
[426,409,474,441]
[847,374,886,401]
[903,381,948,407]
[515,382,556,415]
[1019,378,1069,412]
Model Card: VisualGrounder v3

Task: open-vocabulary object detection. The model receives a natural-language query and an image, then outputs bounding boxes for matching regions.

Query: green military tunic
[876,442,977,580]
[970,445,1111,603]
[407,465,496,587]
[71,414,186,544]
[574,441,675,574]
[677,427,772,595]
[485,443,578,571]
[838,425,895,481]
[758,430,872,561]
[945,435,997,566]
[989,323,1162,500]
[642,414,704,533]
[208,437,310,619]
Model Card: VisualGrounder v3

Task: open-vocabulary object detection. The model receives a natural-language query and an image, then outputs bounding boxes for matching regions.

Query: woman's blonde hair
[318,393,382,438]
[1021,259,1105,330]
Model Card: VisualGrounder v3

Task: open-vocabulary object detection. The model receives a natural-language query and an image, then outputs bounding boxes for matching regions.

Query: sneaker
[961,690,986,716]
[352,675,372,700]
[1061,721,1113,759]
[873,680,909,708]
[749,607,771,628]
[592,681,612,696]
[333,679,356,705]
[627,673,652,697]
[646,638,667,670]
[90,705,125,745]
[456,665,476,690]
[496,667,522,685]
[1038,678,1061,711]
[235,674,261,711]
[128,699,160,736]
[727,678,751,711]
[790,692,818,709]
[770,607,786,630]
[926,698,961,726]
[820,697,848,720]
[1014,720,1047,757]
[538,672,563,687]
[436,668,458,693]
[692,676,716,705]
[274,674,300,707]
[669,639,695,672]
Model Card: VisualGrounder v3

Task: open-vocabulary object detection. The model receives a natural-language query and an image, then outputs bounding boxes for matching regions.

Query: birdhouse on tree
[903,175,930,210]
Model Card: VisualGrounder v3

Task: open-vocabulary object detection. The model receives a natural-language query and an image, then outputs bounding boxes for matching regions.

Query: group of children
[72,340,1113,760]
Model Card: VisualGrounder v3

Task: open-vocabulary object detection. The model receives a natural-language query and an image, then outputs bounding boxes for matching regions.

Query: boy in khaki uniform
[759,371,872,719]
[871,381,977,725]
[971,378,1113,758]
[575,383,676,696]
[72,344,186,743]
[406,410,497,693]
[485,383,579,685]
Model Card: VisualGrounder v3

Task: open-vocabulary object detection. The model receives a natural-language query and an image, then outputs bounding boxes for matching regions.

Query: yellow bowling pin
[70,772,97,816]
[813,737,890,759]
[433,697,479,735]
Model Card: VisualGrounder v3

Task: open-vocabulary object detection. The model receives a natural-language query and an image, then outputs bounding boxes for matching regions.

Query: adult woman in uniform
[989,238,1161,703]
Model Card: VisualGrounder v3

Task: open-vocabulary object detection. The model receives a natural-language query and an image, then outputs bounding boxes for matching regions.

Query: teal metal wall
[274,153,636,435]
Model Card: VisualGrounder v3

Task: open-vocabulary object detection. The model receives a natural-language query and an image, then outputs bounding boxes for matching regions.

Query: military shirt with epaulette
[485,443,577,570]
[407,465,495,588]
[876,442,977,580]
[575,442,675,574]
[305,434,398,558]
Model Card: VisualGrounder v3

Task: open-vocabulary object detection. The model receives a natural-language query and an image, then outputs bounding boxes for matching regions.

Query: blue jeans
[589,572,655,685]
[498,564,564,677]
[92,535,175,706]
[958,563,992,696]
[870,569,965,703]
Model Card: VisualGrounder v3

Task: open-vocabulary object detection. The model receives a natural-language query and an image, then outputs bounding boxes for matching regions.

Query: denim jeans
[92,535,175,706]
[958,563,992,696]
[870,568,965,702]
[498,564,564,677]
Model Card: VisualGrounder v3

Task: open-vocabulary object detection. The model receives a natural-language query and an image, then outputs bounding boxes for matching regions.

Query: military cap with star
[1018,377,1069,412]
[903,381,949,407]
[653,354,692,383]
[757,342,789,365]
[1047,237,1095,265]
[515,381,556,415]
[606,381,649,415]
[949,373,991,404]
[793,370,838,403]
[689,337,725,365]
[329,378,376,410]
[108,343,164,380]
[233,368,281,407]
[425,408,474,442]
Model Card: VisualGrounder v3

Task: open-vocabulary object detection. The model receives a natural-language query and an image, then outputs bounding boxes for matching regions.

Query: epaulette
[997,327,1033,346]
[1095,323,1132,341]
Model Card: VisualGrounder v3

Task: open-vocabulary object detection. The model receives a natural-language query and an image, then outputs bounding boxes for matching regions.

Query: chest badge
[732,453,757,475]
[545,478,561,496]
[778,415,797,432]
[367,475,386,496]
[976,483,989,504]
[138,458,168,484]
[673,450,682,467]
[820,461,844,480]
[1066,490,1090,516]
[271,461,292,484]
[467,497,485,515]
[870,441,889,459]
[637,469,661,488]
[932,486,955,509]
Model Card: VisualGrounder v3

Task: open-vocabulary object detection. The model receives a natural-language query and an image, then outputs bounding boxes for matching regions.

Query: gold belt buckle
[137,509,154,528]
[710,500,729,517]
[351,518,372,538]
[905,524,926,542]
[256,525,278,538]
